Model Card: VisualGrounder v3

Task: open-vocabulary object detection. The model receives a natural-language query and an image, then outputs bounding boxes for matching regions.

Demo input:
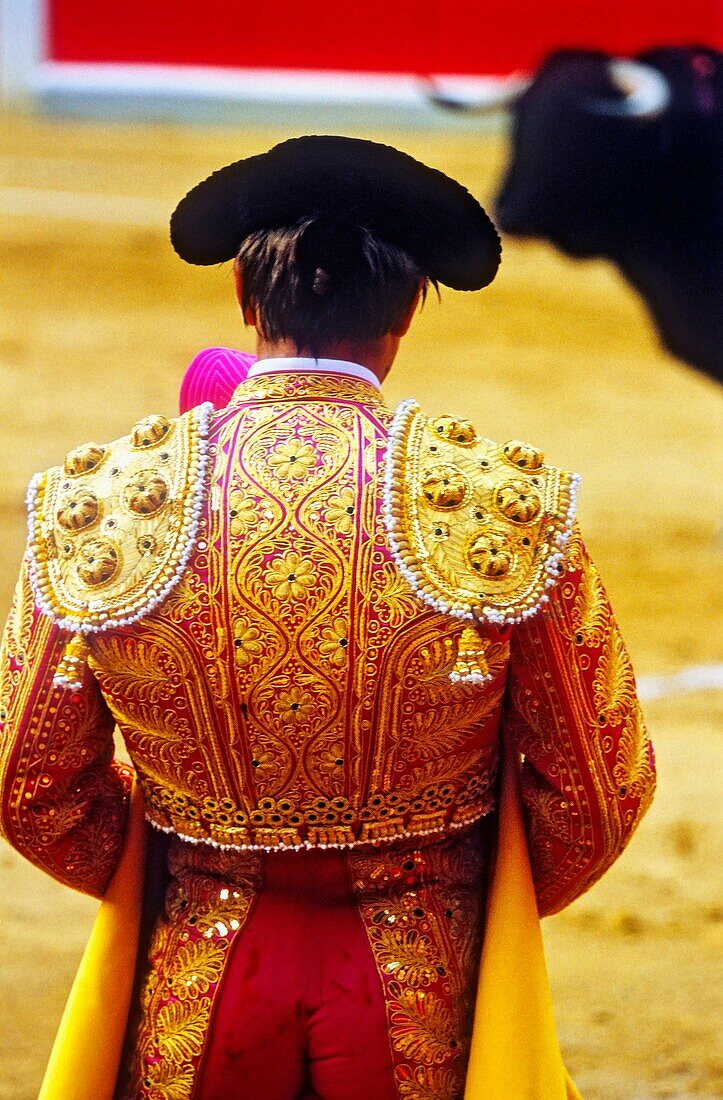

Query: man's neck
[254,336,400,385]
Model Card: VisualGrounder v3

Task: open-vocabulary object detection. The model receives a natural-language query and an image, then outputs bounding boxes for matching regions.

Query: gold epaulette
[383,400,580,627]
[26,403,213,641]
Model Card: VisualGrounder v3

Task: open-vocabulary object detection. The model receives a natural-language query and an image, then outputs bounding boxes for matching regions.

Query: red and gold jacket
[0,370,655,916]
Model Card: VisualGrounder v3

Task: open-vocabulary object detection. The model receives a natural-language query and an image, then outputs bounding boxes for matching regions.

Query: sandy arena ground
[0,113,721,1099]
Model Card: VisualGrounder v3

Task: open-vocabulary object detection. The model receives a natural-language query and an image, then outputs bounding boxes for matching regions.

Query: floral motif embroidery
[373,562,422,627]
[121,842,261,1100]
[318,743,345,777]
[390,986,459,1064]
[613,702,655,800]
[90,636,188,703]
[349,827,486,1099]
[568,541,609,648]
[0,563,132,897]
[274,686,317,724]
[163,572,209,625]
[0,371,655,1100]
[228,489,258,536]
[493,477,542,523]
[326,486,357,534]
[77,377,650,872]
[266,551,317,600]
[268,437,317,479]
[397,1065,461,1100]
[232,620,263,667]
[593,621,637,725]
[505,534,656,914]
[319,616,350,666]
[95,384,505,850]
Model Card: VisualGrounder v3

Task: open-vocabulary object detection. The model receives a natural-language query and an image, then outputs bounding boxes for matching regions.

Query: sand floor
[0,112,720,1098]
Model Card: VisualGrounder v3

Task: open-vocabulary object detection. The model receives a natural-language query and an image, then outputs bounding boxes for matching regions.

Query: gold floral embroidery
[168,939,226,999]
[26,404,210,633]
[613,702,656,801]
[571,553,609,648]
[397,1065,460,1100]
[318,742,345,777]
[349,828,485,1098]
[521,779,574,850]
[369,926,439,986]
[506,534,655,914]
[232,620,263,667]
[162,572,208,624]
[89,636,188,703]
[374,562,422,627]
[123,844,261,1100]
[266,550,317,599]
[155,999,207,1063]
[0,563,130,897]
[384,401,579,623]
[274,686,317,723]
[326,486,356,534]
[268,437,317,479]
[319,616,350,665]
[228,488,258,536]
[144,1061,195,1100]
[562,523,586,572]
[593,621,637,724]
[231,372,387,406]
[248,747,275,773]
[390,986,458,1064]
[6,571,34,656]
[93,382,504,852]
[113,704,195,784]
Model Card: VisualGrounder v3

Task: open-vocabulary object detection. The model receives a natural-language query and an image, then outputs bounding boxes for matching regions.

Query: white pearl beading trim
[52,656,85,691]
[382,399,581,627]
[52,673,84,691]
[146,805,494,853]
[26,402,214,636]
[449,669,492,685]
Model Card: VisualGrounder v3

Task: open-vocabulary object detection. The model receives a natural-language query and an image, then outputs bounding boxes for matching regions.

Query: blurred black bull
[430,48,722,382]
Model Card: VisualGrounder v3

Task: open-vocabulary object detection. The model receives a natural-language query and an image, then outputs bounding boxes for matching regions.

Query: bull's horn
[592,59,671,118]
[423,74,531,114]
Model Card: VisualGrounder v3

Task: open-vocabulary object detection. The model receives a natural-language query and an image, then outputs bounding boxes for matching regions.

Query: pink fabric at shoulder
[179,347,256,413]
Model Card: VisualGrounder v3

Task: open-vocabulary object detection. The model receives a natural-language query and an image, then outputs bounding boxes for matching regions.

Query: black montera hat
[170,135,501,291]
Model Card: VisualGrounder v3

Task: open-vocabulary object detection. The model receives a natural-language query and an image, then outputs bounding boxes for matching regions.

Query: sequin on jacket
[0,371,655,915]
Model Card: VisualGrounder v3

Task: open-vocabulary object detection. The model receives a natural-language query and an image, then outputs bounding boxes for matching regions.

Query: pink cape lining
[179,347,256,413]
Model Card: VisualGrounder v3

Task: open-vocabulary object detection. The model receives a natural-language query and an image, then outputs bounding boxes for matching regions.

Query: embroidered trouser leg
[121,823,489,1100]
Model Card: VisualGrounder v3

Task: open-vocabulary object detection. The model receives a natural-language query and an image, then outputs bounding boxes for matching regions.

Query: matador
[0,137,655,1100]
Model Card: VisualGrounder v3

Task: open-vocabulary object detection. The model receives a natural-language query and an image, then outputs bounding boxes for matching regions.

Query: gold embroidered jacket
[0,372,655,914]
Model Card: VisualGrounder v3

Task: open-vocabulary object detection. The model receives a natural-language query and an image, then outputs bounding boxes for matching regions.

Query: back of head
[236,217,429,356]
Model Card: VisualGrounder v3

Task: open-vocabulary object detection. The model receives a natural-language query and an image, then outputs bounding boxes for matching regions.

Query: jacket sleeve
[0,558,134,898]
[502,526,656,916]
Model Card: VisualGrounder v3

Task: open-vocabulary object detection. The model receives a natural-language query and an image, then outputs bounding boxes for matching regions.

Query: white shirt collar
[247,357,382,391]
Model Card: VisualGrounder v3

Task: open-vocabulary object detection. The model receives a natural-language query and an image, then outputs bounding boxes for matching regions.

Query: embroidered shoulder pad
[26,404,213,633]
[383,401,580,625]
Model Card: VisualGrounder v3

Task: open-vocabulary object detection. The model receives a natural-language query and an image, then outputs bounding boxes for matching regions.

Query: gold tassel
[450,625,492,685]
[54,633,91,690]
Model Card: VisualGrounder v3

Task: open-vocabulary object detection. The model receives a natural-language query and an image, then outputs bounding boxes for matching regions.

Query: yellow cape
[38,783,147,1100]
[39,752,580,1099]
[464,735,581,1099]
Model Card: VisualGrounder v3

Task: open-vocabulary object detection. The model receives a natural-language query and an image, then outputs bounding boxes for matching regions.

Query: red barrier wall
[48,1,722,75]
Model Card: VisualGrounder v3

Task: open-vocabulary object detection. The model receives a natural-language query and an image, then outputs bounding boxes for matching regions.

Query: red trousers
[122,823,490,1100]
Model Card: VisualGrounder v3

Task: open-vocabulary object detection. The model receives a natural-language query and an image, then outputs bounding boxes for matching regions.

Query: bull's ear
[422,74,530,115]
[583,59,671,119]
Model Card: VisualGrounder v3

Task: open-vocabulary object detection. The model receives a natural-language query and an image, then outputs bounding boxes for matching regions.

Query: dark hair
[236,217,432,355]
